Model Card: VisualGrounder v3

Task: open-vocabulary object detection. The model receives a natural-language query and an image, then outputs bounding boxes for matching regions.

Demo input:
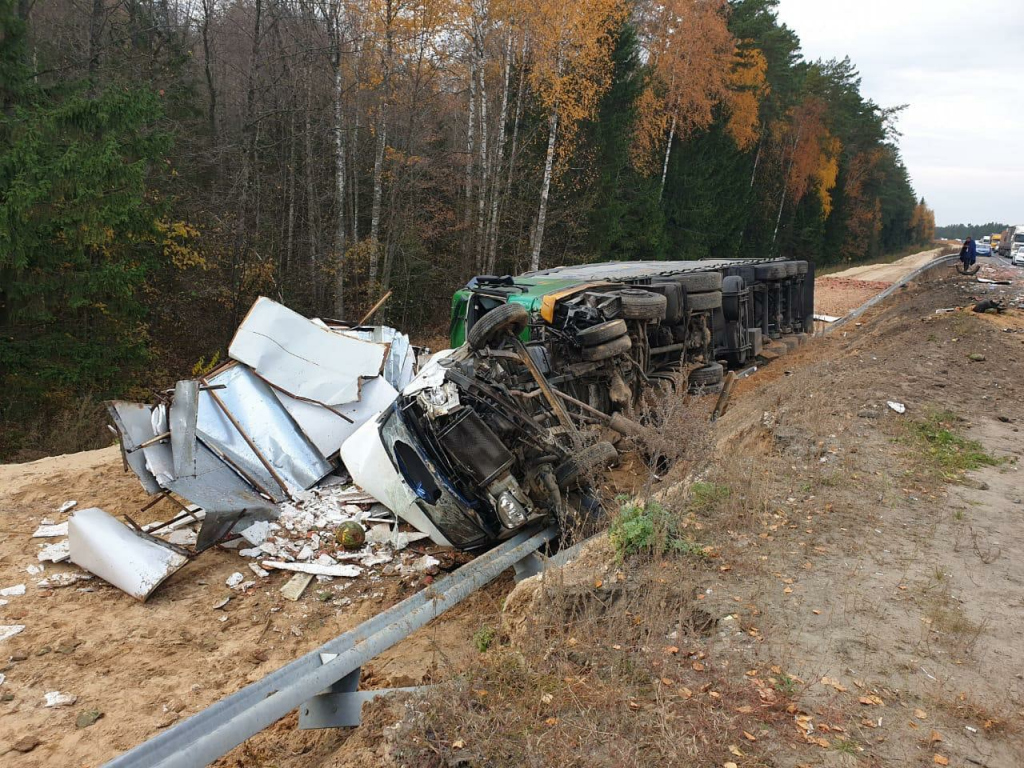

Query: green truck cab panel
[449,277,591,348]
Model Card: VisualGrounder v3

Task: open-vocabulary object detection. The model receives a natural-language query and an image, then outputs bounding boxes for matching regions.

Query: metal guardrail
[104,525,561,768]
[826,253,958,334]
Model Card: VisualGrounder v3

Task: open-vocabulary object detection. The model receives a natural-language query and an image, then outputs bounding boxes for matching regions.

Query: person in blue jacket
[959,237,977,270]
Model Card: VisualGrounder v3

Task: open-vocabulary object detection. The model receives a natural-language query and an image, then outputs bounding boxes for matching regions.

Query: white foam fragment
[26,564,44,576]
[0,584,26,597]
[240,520,273,546]
[0,625,25,642]
[38,540,69,562]
[163,529,198,547]
[44,691,77,707]
[58,500,78,515]
[37,572,93,589]
[32,522,68,538]
[225,572,245,589]
[239,547,263,558]
[248,563,269,579]
[262,561,362,578]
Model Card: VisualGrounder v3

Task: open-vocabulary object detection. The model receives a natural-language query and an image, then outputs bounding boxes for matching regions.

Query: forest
[1,0,935,458]
[934,222,1008,240]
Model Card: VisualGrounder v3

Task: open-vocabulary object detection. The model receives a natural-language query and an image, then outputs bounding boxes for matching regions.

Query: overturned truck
[344,258,814,550]
[91,258,811,598]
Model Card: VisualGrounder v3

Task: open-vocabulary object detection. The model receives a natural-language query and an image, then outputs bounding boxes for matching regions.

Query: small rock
[12,735,40,753]
[36,646,52,657]
[968,353,986,362]
[155,712,179,728]
[165,697,185,713]
[10,651,28,662]
[1,692,13,702]
[997,415,1011,423]
[55,641,77,655]
[857,410,880,419]
[76,709,103,729]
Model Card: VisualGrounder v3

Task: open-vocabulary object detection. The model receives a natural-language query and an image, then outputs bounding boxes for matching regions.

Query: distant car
[975,242,992,256]
[1012,248,1024,266]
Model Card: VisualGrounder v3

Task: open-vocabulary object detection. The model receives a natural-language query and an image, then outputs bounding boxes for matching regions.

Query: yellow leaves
[452,739,466,749]
[725,45,768,150]
[933,755,949,766]
[858,695,884,706]
[632,0,735,172]
[820,676,847,692]
[155,219,208,271]
[524,0,628,156]
[914,708,928,720]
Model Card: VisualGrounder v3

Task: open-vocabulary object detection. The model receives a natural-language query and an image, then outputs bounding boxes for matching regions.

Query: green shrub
[608,499,705,562]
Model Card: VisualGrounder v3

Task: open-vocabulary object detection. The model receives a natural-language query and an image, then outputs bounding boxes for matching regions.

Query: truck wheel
[754,263,788,281]
[555,441,618,487]
[686,291,722,312]
[722,275,744,323]
[618,289,667,321]
[676,271,722,293]
[689,362,724,388]
[576,319,627,347]
[467,302,529,351]
[582,334,632,362]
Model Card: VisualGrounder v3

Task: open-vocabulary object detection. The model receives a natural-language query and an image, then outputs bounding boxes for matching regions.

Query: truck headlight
[496,490,527,528]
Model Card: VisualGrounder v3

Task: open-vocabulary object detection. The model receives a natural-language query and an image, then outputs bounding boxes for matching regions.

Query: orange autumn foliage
[632,0,735,174]
[724,45,768,151]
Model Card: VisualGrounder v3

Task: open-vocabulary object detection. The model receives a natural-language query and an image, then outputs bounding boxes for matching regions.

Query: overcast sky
[775,0,1024,226]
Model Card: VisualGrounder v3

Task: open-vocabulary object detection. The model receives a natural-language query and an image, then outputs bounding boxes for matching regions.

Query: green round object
[336,521,366,550]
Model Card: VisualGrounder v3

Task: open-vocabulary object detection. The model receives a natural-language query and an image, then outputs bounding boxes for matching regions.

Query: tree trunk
[772,127,802,246]
[463,56,477,238]
[332,44,347,318]
[200,0,217,138]
[485,32,512,274]
[304,73,322,305]
[659,115,676,201]
[530,109,558,272]
[88,0,104,78]
[474,55,488,272]
[369,106,386,287]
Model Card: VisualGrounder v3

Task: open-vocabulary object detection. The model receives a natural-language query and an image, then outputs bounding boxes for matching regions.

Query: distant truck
[992,233,1001,250]
[997,225,1024,256]
[982,235,991,244]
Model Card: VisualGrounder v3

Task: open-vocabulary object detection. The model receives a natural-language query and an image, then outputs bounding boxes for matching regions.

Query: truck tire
[722,275,744,323]
[689,362,724,387]
[617,289,667,321]
[582,334,632,362]
[686,290,722,312]
[467,302,529,351]
[754,263,788,281]
[555,441,618,487]
[676,271,722,293]
[576,319,627,347]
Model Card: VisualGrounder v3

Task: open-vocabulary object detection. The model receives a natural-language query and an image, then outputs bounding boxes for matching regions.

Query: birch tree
[523,0,626,270]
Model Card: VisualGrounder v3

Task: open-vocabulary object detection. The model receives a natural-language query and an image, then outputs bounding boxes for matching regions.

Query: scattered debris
[0,584,26,597]
[44,691,78,708]
[37,540,70,562]
[58,500,78,514]
[261,561,362,578]
[212,597,230,610]
[37,572,93,589]
[225,572,245,589]
[280,573,314,601]
[32,521,68,538]
[973,299,1005,313]
[887,401,906,414]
